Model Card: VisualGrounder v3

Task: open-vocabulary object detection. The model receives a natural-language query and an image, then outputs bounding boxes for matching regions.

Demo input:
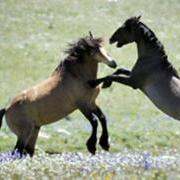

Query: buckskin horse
[0,33,117,156]
[88,16,180,122]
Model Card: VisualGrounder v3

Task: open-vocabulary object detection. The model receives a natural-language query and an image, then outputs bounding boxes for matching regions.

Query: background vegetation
[0,0,180,178]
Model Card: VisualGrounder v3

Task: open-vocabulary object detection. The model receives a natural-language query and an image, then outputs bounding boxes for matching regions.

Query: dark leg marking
[93,106,110,151]
[12,138,25,157]
[25,126,40,157]
[80,108,98,154]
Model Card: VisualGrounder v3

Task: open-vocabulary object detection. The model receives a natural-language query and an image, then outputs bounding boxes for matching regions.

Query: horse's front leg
[113,68,131,76]
[88,77,107,88]
[93,106,110,151]
[89,74,137,89]
[79,107,98,154]
[102,68,131,88]
[88,68,132,88]
[106,74,137,89]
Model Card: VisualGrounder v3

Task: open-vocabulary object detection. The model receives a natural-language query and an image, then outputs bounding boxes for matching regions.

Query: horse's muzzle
[108,60,117,68]
[109,35,118,44]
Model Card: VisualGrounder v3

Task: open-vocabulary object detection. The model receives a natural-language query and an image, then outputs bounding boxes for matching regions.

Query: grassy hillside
[0,0,180,155]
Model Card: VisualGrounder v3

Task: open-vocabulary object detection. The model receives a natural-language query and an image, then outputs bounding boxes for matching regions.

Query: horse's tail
[0,108,6,129]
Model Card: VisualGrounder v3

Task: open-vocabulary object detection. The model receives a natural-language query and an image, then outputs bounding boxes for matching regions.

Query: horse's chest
[86,86,100,101]
[142,78,180,120]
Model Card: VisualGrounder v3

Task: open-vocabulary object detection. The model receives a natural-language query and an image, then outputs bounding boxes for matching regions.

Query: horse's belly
[143,81,180,120]
[37,98,77,125]
[41,109,76,125]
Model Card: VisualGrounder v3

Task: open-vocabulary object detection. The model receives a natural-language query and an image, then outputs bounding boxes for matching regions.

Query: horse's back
[5,70,101,127]
[5,74,79,126]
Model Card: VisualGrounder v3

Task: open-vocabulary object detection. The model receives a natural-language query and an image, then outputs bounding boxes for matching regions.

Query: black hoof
[86,140,96,155]
[87,80,99,88]
[102,81,112,88]
[88,147,96,155]
[114,69,123,75]
[99,138,110,151]
[101,144,110,151]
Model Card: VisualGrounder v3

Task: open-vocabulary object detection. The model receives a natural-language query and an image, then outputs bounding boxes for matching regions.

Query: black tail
[0,108,6,129]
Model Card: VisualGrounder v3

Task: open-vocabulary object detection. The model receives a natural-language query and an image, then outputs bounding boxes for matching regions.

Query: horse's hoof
[88,148,96,155]
[100,144,110,151]
[99,139,110,151]
[87,80,98,88]
[87,145,96,155]
[114,69,123,75]
[86,140,96,155]
[102,81,112,88]
[102,145,110,151]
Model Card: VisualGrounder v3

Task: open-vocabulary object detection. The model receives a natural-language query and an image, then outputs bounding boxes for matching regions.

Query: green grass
[0,0,180,178]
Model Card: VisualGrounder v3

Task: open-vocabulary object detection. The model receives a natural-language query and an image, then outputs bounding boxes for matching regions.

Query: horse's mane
[127,17,179,78]
[65,37,103,63]
[54,36,103,74]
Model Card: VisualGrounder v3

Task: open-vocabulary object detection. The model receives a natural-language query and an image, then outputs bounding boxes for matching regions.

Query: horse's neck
[131,39,164,84]
[65,61,98,80]
[136,39,161,59]
[79,61,98,80]
[52,60,98,80]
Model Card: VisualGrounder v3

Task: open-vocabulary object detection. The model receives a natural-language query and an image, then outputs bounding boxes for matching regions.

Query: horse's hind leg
[13,132,31,157]
[12,123,33,157]
[25,126,40,157]
[13,137,25,156]
[93,106,110,151]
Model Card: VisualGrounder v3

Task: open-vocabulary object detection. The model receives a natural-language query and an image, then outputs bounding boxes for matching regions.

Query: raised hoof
[102,145,110,151]
[88,147,96,155]
[99,139,110,151]
[102,81,112,88]
[87,80,99,88]
[114,68,123,75]
[86,141,96,155]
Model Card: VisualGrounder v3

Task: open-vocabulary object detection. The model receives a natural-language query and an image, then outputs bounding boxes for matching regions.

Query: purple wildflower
[0,150,26,163]
[142,152,152,170]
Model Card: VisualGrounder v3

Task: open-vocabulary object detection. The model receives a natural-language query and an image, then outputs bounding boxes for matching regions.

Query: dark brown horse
[0,34,117,156]
[88,16,180,121]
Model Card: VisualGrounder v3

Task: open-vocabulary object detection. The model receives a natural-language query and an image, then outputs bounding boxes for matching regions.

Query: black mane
[54,36,103,73]
[65,37,103,63]
[127,17,179,78]
[126,17,165,54]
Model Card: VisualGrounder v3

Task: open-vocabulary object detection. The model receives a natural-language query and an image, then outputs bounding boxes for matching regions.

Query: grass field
[0,0,180,179]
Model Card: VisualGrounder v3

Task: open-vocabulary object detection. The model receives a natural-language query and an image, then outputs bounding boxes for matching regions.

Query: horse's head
[66,33,117,68]
[83,32,116,68]
[90,44,117,69]
[65,34,117,70]
[110,16,141,47]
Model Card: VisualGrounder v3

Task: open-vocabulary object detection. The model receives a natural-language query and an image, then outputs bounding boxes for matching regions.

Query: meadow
[0,0,180,179]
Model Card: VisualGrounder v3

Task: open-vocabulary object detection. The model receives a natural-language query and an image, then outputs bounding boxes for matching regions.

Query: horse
[0,33,117,156]
[88,16,180,122]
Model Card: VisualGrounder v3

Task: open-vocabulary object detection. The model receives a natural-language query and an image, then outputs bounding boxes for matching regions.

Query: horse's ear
[89,31,93,39]
[136,15,141,21]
